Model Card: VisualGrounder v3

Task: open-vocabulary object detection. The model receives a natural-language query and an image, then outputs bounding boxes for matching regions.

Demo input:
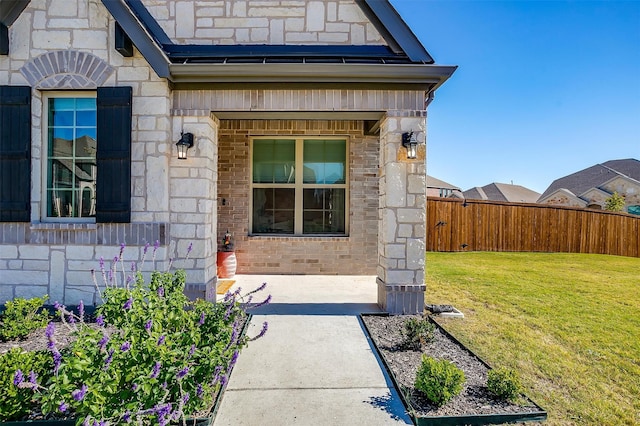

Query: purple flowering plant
[0,348,52,420]
[25,243,271,426]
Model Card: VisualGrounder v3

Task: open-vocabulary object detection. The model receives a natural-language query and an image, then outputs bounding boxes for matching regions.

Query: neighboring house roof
[538,159,640,201]
[463,186,488,201]
[463,183,541,203]
[427,175,460,191]
[100,0,457,88]
[539,188,587,208]
[602,159,640,181]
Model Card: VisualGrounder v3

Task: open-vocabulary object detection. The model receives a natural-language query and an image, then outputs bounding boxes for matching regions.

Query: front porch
[211,273,412,425]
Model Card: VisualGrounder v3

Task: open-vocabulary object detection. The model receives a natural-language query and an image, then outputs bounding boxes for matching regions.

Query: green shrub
[487,367,523,401]
[0,243,269,425]
[0,296,50,341]
[0,348,53,421]
[40,270,239,424]
[415,355,465,406]
[402,317,435,349]
[604,191,626,212]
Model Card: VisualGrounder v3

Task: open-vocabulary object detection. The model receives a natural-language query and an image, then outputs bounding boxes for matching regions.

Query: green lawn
[425,252,640,426]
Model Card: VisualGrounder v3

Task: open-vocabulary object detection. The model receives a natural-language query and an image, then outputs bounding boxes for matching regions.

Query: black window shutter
[96,87,132,223]
[0,86,31,222]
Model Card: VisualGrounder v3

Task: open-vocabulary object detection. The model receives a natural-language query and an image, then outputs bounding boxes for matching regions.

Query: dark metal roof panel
[163,44,406,63]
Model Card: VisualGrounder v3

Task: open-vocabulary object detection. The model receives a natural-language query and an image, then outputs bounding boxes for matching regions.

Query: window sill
[248,234,349,241]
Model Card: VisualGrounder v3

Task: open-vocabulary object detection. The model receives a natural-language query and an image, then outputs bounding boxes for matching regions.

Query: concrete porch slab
[212,275,412,426]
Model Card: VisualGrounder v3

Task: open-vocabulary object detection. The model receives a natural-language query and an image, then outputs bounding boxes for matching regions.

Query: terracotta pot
[217,251,237,278]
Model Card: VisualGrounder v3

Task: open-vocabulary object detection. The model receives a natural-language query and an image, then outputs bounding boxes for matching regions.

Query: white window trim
[41,91,97,223]
[249,136,350,236]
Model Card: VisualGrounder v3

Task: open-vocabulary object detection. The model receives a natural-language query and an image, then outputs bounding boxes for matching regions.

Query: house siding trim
[173,89,426,112]
[0,222,168,246]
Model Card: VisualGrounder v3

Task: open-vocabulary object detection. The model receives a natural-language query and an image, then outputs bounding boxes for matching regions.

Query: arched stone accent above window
[19,50,114,89]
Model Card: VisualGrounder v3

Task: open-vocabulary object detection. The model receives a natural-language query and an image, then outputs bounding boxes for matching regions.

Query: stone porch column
[170,111,219,301]
[377,111,427,314]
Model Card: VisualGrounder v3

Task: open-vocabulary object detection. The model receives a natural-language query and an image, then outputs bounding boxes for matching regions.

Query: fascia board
[599,173,640,189]
[100,0,170,79]
[124,0,171,45]
[539,188,586,206]
[168,63,456,85]
[0,0,30,26]
[578,187,613,199]
[356,0,434,63]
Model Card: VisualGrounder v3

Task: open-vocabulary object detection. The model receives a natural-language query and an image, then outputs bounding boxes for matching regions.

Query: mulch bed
[361,314,542,419]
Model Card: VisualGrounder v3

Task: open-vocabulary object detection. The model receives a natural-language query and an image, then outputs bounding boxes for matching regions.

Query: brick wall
[217,119,378,275]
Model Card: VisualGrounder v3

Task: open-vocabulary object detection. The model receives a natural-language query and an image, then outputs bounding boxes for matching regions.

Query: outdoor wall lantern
[402,131,418,159]
[176,132,194,160]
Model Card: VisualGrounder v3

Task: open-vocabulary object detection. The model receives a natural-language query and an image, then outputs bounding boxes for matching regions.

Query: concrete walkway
[212,275,413,426]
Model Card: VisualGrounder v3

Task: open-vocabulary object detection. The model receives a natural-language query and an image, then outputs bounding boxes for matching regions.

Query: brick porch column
[377,111,427,314]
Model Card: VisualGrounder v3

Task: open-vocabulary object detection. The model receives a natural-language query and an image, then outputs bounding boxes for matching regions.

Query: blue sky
[391,0,640,194]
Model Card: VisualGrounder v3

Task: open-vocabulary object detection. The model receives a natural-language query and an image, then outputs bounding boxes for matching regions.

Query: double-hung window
[0,86,130,224]
[251,137,348,235]
[44,93,97,220]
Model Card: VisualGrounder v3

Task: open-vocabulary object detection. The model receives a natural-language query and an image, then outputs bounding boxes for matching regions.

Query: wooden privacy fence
[427,198,640,258]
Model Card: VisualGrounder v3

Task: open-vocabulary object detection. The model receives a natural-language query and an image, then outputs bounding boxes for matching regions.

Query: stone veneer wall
[377,111,428,314]
[216,119,378,275]
[169,114,219,299]
[142,0,384,45]
[0,0,218,304]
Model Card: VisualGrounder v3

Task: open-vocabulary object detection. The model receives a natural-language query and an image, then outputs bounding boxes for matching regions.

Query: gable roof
[538,188,587,207]
[464,183,540,203]
[602,159,640,181]
[100,0,456,88]
[462,186,488,201]
[427,175,460,190]
[538,159,640,201]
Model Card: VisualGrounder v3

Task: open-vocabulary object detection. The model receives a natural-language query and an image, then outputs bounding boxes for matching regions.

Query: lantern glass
[407,142,417,159]
[177,142,188,159]
[402,132,418,159]
[176,132,193,160]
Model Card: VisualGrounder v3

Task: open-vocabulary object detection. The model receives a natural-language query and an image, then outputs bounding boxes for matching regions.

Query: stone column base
[377,278,426,314]
[204,276,218,302]
[185,277,218,302]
